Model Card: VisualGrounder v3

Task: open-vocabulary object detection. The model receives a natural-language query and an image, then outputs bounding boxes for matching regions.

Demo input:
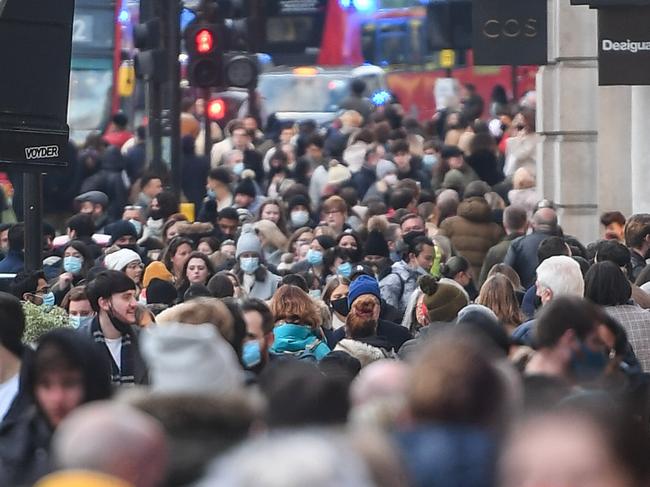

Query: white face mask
[291,210,309,227]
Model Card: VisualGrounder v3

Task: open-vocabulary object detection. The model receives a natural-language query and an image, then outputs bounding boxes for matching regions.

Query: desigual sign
[472,0,547,66]
[598,6,650,85]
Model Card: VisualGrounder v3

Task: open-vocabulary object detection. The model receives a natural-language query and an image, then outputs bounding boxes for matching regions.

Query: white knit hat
[103,248,141,271]
[140,322,245,394]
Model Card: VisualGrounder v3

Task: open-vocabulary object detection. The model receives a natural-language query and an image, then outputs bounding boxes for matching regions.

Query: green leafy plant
[22,302,70,345]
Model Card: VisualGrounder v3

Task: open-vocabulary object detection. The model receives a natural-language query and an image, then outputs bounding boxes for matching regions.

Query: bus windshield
[258,74,350,114]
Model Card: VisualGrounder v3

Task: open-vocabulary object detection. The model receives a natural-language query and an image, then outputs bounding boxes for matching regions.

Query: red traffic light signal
[207,99,226,120]
[195,28,214,54]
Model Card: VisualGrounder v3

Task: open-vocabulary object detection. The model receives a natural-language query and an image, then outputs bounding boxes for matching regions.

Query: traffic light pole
[168,0,182,197]
[23,172,42,272]
[203,87,212,158]
[146,79,164,174]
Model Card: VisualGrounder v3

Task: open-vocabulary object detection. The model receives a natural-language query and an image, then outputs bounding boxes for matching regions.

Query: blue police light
[339,0,352,7]
[118,9,130,24]
[352,0,375,12]
[180,8,197,31]
[371,90,391,106]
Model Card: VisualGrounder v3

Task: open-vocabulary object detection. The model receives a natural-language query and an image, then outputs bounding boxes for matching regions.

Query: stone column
[597,86,632,217]
[536,0,599,242]
[630,86,650,214]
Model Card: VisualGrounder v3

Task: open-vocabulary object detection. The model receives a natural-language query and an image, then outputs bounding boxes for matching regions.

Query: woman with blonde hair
[268,285,331,360]
[476,274,525,334]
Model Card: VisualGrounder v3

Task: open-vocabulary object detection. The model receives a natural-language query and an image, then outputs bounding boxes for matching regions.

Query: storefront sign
[472,0,547,66]
[598,6,650,85]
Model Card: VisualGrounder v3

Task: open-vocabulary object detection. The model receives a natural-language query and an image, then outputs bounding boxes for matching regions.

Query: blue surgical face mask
[129,219,142,236]
[41,292,55,308]
[240,256,260,274]
[307,249,323,266]
[390,250,400,263]
[234,162,244,176]
[242,340,262,369]
[422,154,438,168]
[570,342,609,382]
[207,188,217,200]
[337,262,353,279]
[69,314,95,329]
[63,256,83,275]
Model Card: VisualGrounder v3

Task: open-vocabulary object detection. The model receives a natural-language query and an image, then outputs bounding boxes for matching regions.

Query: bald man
[349,360,410,429]
[504,207,560,288]
[52,402,167,487]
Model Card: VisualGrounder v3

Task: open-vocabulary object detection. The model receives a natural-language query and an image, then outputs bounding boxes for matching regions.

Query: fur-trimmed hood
[334,337,395,368]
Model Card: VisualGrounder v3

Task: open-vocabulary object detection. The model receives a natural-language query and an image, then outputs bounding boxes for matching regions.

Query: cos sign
[472,0,547,66]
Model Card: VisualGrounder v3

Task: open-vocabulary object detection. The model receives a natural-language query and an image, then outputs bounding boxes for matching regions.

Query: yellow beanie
[143,261,174,288]
[35,470,133,487]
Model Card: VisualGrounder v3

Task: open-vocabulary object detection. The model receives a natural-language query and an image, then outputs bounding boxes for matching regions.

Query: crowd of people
[0,82,649,486]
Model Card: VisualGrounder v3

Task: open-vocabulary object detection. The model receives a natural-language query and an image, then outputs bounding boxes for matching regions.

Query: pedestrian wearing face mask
[52,240,92,304]
[83,270,149,386]
[61,286,96,331]
[233,225,281,301]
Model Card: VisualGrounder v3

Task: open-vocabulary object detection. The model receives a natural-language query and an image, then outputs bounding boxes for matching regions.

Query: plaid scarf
[91,318,135,386]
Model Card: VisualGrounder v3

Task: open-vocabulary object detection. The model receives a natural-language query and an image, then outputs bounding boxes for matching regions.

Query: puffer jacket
[437,197,504,280]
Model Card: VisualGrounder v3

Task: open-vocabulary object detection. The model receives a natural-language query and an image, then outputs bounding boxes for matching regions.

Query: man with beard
[334,275,397,367]
[82,270,148,386]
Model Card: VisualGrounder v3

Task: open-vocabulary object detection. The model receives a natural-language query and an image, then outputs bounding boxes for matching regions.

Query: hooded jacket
[438,197,504,280]
[379,260,428,315]
[0,330,111,486]
[334,336,395,368]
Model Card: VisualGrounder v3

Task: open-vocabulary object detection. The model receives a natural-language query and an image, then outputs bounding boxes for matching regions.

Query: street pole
[168,0,182,197]
[23,172,42,272]
[203,87,212,158]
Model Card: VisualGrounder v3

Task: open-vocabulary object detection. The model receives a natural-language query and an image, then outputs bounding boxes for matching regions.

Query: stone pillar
[536,0,599,242]
[597,86,632,217]
[630,86,650,214]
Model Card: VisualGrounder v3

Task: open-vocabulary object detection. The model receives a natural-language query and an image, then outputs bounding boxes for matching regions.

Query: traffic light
[207,98,226,120]
[224,52,259,89]
[186,23,223,88]
[134,18,166,81]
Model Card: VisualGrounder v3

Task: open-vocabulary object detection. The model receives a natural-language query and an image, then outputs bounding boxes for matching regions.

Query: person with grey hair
[52,402,167,487]
[511,256,584,346]
[196,430,376,487]
[504,206,559,288]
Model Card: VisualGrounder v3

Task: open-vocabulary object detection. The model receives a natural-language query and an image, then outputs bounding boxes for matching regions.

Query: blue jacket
[394,425,497,487]
[270,323,330,360]
[0,250,24,274]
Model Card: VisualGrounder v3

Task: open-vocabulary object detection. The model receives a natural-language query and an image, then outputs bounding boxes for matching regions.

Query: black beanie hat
[288,194,310,212]
[106,219,138,245]
[364,230,389,258]
[147,278,178,306]
[235,178,256,198]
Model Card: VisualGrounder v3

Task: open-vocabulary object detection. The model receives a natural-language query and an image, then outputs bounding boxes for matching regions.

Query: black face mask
[330,297,349,317]
[149,209,162,221]
[108,304,133,335]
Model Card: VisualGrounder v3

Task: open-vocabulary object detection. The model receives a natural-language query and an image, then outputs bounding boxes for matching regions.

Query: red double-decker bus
[314,0,536,120]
